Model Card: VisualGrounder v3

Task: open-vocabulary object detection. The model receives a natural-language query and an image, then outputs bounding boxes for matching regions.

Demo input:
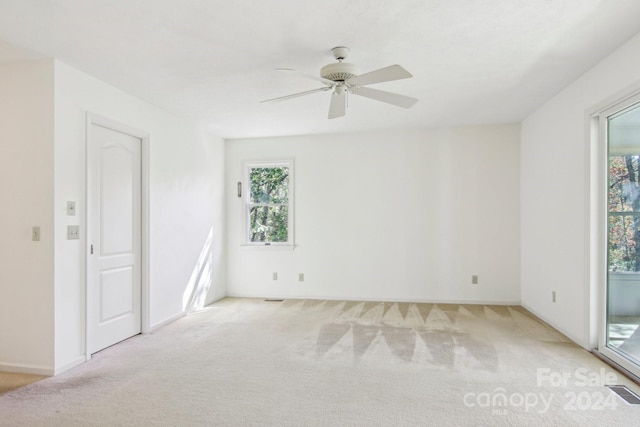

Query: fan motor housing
[321,62,358,82]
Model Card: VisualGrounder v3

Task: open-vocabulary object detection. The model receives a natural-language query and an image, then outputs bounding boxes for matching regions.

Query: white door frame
[85,112,150,360]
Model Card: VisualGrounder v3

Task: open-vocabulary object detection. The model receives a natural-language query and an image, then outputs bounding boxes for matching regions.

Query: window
[244,161,294,246]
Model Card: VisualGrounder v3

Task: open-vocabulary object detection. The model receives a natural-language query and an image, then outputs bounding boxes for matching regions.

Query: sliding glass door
[602,97,640,377]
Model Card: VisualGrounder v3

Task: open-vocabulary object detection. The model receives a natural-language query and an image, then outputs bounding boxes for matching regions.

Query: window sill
[240,244,296,251]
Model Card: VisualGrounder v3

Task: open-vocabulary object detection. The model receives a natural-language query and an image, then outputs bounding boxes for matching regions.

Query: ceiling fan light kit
[261,46,417,119]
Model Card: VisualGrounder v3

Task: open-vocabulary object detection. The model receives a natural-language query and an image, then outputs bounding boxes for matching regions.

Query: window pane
[249,206,288,243]
[609,155,640,271]
[249,167,289,204]
[609,156,640,212]
[608,215,640,272]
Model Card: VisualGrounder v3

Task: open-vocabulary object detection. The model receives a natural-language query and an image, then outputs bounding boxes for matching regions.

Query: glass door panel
[606,101,640,371]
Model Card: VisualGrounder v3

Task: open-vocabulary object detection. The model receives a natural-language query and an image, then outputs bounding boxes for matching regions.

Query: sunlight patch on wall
[182,228,213,313]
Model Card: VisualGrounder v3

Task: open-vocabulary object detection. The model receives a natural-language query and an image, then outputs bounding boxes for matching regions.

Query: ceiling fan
[261,46,418,119]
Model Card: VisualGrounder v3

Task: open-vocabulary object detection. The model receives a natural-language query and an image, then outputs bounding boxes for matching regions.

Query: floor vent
[264,299,284,302]
[607,385,640,405]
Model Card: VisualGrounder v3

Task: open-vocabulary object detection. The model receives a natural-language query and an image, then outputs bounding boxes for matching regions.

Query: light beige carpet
[1,298,639,426]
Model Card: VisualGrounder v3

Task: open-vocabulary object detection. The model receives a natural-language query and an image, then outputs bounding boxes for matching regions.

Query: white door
[87,122,142,354]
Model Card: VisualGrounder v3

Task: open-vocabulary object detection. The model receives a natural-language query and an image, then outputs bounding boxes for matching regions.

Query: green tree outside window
[609,155,640,271]
[247,166,290,243]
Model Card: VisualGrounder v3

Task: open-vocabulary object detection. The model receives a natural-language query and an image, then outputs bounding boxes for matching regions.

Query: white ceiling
[1,0,640,139]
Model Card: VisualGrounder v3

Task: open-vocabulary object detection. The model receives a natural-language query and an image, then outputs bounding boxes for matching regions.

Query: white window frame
[243,160,295,247]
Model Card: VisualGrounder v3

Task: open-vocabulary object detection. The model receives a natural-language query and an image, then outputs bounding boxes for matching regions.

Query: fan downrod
[322,47,357,82]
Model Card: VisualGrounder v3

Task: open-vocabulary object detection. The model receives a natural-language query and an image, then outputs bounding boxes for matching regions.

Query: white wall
[0,58,226,375]
[521,31,640,348]
[226,125,520,304]
[0,60,55,374]
[53,60,226,373]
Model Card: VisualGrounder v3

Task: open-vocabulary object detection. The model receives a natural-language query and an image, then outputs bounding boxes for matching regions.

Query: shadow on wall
[182,228,213,313]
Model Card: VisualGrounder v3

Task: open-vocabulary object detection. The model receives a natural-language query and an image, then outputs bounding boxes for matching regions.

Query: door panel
[100,267,134,323]
[101,145,135,255]
[88,123,141,354]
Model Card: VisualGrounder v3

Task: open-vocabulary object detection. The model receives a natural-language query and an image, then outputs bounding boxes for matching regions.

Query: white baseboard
[0,356,86,377]
[54,356,86,376]
[0,361,54,376]
[205,295,226,306]
[521,302,587,349]
[225,292,521,306]
[149,311,186,332]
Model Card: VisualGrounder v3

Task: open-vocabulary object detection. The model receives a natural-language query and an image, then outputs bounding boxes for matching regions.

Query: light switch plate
[67,201,76,216]
[32,226,40,241]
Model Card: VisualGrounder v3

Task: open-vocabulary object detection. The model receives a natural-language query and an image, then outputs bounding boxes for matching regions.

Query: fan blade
[347,64,412,87]
[276,68,336,86]
[260,87,331,103]
[328,91,346,119]
[351,86,417,108]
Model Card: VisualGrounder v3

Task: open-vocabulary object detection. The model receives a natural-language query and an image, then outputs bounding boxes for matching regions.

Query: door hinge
[90,244,94,255]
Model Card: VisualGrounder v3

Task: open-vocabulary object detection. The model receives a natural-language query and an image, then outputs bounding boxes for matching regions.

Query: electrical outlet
[552,291,556,303]
[272,272,278,281]
[67,225,80,240]
[298,273,304,282]
[471,275,478,284]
